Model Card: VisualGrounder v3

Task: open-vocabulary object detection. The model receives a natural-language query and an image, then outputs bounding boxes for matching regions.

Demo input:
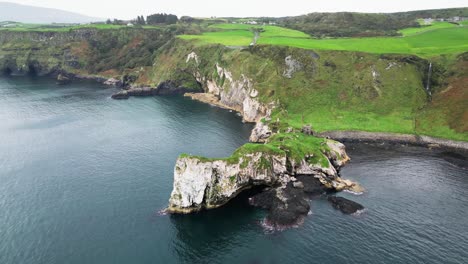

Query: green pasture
[180,23,468,57]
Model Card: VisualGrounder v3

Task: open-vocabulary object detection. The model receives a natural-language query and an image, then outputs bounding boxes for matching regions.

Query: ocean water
[1,77,467,264]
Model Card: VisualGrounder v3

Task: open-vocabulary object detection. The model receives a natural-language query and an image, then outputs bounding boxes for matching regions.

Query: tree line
[106,13,179,25]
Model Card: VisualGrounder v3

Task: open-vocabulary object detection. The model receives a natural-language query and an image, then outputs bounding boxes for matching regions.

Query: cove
[1,77,468,264]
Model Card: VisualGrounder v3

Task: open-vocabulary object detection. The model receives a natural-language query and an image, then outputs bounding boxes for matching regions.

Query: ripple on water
[1,77,468,264]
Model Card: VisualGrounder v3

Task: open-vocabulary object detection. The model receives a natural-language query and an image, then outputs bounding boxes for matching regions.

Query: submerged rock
[327,196,364,214]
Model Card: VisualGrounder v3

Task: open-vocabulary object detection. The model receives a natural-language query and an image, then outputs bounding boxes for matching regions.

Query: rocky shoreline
[319,131,468,151]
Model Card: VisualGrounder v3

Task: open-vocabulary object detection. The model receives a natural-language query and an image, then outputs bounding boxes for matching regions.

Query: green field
[180,23,468,57]
[398,21,456,36]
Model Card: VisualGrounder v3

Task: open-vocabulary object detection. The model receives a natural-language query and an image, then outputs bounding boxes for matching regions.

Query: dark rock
[327,196,364,214]
[111,90,129,100]
[296,175,329,195]
[127,87,155,96]
[249,183,310,228]
[56,73,71,85]
[439,151,468,169]
[155,80,202,95]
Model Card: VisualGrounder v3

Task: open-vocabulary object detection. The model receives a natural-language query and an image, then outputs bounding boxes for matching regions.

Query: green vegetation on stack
[180,132,331,168]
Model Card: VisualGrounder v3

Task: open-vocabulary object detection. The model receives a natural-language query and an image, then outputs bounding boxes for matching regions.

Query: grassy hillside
[398,21,457,36]
[180,23,468,57]
[276,8,468,37]
[151,39,467,141]
[0,15,466,142]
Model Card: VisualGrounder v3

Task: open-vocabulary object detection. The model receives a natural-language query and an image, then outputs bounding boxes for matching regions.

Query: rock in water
[56,73,71,85]
[296,175,328,195]
[249,183,310,229]
[327,196,364,214]
[167,151,288,213]
[111,90,129,100]
[104,78,123,87]
[167,137,355,220]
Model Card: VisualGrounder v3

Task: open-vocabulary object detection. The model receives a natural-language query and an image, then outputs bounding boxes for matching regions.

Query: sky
[5,0,468,19]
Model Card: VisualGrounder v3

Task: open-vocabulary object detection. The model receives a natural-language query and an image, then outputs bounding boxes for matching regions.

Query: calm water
[1,77,467,264]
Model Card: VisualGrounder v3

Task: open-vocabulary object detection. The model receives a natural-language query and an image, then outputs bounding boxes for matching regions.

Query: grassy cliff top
[180,23,468,58]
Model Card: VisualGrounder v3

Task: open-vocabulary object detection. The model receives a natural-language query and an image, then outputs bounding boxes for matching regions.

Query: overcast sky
[6,0,468,19]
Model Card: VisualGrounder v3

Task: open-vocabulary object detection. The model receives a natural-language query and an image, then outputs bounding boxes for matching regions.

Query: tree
[146,13,178,25]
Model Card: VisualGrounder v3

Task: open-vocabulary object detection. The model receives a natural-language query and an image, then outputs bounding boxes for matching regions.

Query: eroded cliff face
[168,152,287,213]
[0,28,171,82]
[185,54,268,123]
[167,135,359,227]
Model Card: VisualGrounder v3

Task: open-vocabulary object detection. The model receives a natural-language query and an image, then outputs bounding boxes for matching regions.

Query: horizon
[1,0,467,20]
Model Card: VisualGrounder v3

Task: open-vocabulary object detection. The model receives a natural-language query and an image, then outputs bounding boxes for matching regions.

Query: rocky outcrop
[283,55,303,79]
[110,79,206,100]
[111,90,129,100]
[328,196,364,214]
[249,122,272,143]
[168,151,288,213]
[185,55,268,123]
[103,78,123,87]
[56,73,71,85]
[167,137,359,228]
[154,80,202,95]
[249,183,310,229]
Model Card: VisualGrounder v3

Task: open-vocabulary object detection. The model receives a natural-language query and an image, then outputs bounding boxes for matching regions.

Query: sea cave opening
[28,64,38,76]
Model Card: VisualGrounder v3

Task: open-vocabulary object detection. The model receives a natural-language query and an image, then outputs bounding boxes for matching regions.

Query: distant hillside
[0,2,101,24]
[276,7,468,37]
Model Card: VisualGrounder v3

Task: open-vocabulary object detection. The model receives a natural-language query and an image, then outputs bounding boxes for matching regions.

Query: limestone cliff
[167,133,360,226]
[183,54,269,123]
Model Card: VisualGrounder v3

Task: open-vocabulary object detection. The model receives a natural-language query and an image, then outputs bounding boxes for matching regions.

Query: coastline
[319,131,468,151]
[184,93,243,117]
[184,92,468,152]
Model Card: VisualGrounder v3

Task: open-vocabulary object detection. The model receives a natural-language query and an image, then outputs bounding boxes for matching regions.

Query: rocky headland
[167,132,364,229]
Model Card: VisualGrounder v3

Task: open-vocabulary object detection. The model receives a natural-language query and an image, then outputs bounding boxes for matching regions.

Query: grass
[180,23,468,57]
[398,21,457,36]
[181,132,330,167]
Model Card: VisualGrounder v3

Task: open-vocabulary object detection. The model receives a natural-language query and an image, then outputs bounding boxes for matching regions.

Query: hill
[274,7,468,37]
[0,2,101,24]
